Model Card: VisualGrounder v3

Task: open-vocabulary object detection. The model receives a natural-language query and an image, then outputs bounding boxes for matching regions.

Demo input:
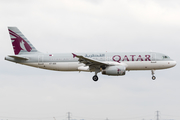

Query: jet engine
[102,66,126,76]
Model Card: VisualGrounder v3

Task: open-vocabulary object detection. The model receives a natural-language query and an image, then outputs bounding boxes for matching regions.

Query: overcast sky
[0,0,180,120]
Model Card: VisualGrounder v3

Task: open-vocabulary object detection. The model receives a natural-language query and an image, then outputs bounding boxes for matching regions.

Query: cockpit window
[163,56,169,59]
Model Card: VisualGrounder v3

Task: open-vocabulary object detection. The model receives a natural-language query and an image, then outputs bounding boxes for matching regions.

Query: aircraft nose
[170,60,176,67]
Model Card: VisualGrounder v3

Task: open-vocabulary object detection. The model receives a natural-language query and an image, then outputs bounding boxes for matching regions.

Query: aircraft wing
[72,53,109,67]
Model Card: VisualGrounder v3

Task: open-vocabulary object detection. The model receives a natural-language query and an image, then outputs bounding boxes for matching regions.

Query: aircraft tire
[152,76,156,80]
[92,75,98,81]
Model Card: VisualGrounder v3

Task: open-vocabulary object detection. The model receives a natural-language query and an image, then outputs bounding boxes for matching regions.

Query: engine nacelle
[102,66,126,76]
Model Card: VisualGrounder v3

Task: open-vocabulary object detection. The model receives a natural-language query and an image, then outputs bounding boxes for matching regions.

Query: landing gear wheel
[152,76,156,80]
[92,75,98,81]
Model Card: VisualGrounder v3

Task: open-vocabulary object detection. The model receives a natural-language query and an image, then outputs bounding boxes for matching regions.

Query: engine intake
[102,66,126,76]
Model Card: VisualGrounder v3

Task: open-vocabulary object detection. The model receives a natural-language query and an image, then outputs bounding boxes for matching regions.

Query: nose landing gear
[151,70,156,80]
[152,76,156,80]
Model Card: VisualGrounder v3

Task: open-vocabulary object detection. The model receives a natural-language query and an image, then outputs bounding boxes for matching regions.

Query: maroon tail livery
[8,27,38,55]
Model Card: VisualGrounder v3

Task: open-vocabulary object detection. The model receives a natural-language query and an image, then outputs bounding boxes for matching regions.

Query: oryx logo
[9,29,32,55]
[117,68,121,74]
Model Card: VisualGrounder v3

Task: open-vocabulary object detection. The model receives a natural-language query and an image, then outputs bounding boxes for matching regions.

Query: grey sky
[0,0,180,120]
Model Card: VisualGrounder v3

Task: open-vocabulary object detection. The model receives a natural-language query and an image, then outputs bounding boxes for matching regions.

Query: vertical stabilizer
[8,27,39,55]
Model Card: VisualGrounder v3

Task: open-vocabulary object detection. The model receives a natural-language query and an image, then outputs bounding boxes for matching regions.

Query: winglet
[72,53,77,58]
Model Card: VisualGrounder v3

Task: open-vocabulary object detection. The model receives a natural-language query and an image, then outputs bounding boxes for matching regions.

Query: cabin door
[151,53,156,63]
[38,55,44,65]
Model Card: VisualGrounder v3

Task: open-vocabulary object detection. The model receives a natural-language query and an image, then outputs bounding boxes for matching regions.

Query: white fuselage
[6,52,176,72]
[6,27,176,81]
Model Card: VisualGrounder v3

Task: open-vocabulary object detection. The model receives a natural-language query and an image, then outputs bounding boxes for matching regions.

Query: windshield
[163,56,169,59]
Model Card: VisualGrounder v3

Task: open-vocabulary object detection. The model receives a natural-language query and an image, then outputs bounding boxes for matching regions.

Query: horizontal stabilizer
[8,55,29,60]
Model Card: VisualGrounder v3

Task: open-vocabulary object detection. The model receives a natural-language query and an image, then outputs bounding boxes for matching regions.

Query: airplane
[5,27,176,81]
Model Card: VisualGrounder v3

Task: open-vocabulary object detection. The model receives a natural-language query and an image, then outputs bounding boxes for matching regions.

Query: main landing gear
[151,70,156,80]
[92,75,98,81]
[92,69,100,82]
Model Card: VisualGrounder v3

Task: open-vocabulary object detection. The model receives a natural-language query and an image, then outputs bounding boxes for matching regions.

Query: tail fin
[8,27,39,55]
